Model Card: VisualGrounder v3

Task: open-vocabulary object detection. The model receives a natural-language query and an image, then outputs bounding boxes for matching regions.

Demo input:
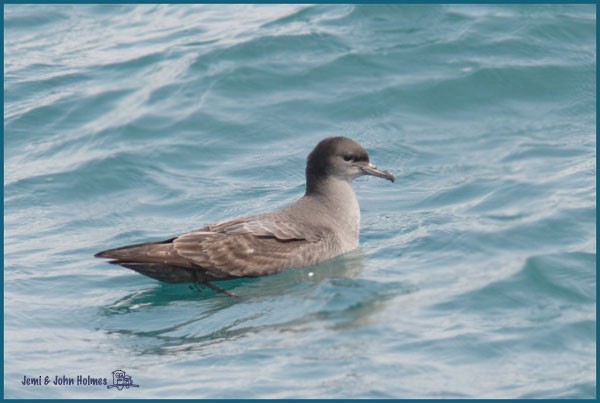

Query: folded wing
[174,218,326,277]
[96,216,330,280]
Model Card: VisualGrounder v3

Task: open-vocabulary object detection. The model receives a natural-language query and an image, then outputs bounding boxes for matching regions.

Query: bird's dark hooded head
[305,136,394,195]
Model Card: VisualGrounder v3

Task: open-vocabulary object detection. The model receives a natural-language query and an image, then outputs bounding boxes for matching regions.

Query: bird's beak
[361,163,395,182]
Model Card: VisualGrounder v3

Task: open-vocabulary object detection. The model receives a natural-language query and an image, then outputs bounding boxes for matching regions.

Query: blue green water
[4,4,596,398]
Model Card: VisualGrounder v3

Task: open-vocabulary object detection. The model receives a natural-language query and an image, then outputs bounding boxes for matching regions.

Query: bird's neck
[305,177,360,247]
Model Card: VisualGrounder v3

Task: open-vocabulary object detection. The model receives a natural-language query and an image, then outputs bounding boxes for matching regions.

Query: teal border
[2,2,598,401]
[2,3,5,400]
[2,0,598,3]
[596,4,600,400]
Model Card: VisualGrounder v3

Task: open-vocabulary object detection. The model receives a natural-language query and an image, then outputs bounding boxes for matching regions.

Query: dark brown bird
[95,136,395,297]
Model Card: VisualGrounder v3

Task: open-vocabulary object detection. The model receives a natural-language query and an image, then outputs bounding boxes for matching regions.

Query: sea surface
[4,4,596,399]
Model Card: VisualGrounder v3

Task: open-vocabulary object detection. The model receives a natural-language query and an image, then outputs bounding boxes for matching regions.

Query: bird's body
[95,137,394,295]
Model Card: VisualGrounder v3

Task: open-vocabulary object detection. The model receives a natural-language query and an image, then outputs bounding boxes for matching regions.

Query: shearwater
[95,137,395,297]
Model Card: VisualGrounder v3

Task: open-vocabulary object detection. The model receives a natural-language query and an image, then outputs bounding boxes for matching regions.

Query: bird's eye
[343,155,354,162]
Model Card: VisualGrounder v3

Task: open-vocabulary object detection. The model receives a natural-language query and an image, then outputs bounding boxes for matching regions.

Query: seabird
[95,136,394,297]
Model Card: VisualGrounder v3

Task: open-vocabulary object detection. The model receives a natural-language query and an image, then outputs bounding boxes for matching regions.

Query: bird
[95,136,395,297]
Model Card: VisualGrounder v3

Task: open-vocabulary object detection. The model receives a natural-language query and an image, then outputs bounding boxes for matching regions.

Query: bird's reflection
[99,249,404,356]
[103,249,367,311]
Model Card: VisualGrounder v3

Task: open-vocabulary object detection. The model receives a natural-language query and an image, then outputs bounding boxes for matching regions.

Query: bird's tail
[95,237,208,283]
[95,237,235,288]
[94,237,190,266]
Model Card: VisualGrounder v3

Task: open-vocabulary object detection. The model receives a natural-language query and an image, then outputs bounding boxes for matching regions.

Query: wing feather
[209,218,323,242]
[172,217,332,277]
[99,216,336,280]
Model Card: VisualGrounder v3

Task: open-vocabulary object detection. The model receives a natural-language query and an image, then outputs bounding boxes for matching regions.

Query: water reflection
[99,249,405,356]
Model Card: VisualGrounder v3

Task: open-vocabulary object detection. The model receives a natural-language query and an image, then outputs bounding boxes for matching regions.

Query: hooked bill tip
[361,164,395,183]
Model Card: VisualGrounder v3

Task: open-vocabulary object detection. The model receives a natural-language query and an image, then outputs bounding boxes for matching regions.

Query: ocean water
[4,4,596,399]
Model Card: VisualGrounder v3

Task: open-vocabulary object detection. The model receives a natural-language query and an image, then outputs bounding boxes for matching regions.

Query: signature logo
[107,370,139,390]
